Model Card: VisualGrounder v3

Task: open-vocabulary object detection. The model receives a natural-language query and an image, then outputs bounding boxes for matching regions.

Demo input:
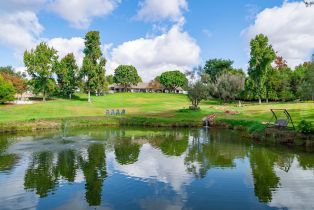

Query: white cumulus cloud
[48,37,85,66]
[0,11,43,55]
[245,1,314,67]
[269,159,314,210]
[136,0,188,23]
[108,24,201,81]
[111,143,195,194]
[49,0,121,29]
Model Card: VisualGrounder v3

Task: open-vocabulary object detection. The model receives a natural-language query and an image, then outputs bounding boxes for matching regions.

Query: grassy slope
[0,93,313,128]
[216,102,314,124]
[0,93,213,123]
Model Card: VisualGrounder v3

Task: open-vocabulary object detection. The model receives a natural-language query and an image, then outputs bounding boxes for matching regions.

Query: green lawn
[0,93,313,127]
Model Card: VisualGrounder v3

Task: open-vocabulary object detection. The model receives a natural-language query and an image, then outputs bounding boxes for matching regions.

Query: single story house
[108,82,187,94]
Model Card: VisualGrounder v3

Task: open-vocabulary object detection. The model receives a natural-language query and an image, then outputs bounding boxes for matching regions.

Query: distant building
[108,82,187,94]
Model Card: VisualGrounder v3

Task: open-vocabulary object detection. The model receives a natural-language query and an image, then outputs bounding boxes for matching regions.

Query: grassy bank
[0,93,313,134]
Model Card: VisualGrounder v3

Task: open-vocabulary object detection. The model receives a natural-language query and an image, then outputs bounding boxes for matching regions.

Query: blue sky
[0,0,313,80]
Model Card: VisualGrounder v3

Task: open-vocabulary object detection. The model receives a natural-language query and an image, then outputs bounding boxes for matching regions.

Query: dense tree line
[23,31,109,102]
[0,32,313,106]
[188,34,314,109]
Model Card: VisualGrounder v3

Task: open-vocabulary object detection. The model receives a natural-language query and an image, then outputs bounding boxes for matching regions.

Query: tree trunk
[69,94,72,100]
[43,90,46,102]
[266,98,269,103]
[258,97,262,104]
[88,90,91,103]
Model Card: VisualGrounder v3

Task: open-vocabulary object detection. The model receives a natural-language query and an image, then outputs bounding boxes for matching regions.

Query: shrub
[0,75,16,103]
[298,120,313,134]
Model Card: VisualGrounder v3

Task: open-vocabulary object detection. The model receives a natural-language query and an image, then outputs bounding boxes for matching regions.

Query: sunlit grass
[0,93,313,127]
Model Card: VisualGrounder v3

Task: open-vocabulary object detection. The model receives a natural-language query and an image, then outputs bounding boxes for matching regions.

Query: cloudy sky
[0,0,314,81]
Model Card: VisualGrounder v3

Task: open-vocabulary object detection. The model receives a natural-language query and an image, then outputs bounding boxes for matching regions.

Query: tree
[24,42,58,101]
[248,34,276,104]
[276,68,294,101]
[186,65,204,81]
[264,67,280,102]
[0,66,15,75]
[55,53,79,99]
[292,62,308,98]
[203,59,233,82]
[80,31,107,102]
[299,62,314,100]
[159,70,188,92]
[106,75,114,85]
[0,75,16,103]
[113,65,142,91]
[187,81,208,109]
[95,57,107,96]
[274,56,288,70]
[148,79,162,90]
[0,66,27,97]
[212,72,245,102]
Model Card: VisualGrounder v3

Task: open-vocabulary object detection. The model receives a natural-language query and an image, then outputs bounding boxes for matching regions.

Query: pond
[0,127,314,210]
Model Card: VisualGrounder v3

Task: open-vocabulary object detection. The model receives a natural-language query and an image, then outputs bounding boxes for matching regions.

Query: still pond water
[0,127,314,210]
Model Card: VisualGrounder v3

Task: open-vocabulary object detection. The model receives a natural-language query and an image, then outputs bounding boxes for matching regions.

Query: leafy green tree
[106,75,114,84]
[80,31,107,102]
[212,72,245,102]
[242,77,256,100]
[264,67,280,102]
[187,81,208,109]
[95,57,107,95]
[55,53,79,99]
[0,75,16,103]
[24,42,58,101]
[159,70,188,92]
[203,59,233,82]
[292,63,308,98]
[299,62,314,100]
[113,65,142,91]
[0,67,27,98]
[277,68,294,101]
[248,34,276,104]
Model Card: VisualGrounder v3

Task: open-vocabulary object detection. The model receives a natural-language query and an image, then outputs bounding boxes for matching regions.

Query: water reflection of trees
[8,128,314,207]
[24,143,107,206]
[79,144,107,206]
[114,138,140,165]
[250,148,280,203]
[0,137,20,172]
[24,151,58,197]
[150,132,188,157]
[185,130,248,178]
[56,149,77,182]
[298,153,314,169]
